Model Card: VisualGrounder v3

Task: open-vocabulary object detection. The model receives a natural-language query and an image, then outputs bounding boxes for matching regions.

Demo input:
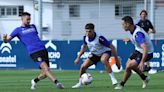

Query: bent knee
[40,75,47,79]
[126,61,136,68]
[101,57,108,63]
[41,67,50,73]
[101,59,108,65]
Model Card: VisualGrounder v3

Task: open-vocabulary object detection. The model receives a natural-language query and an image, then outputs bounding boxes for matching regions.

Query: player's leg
[38,71,47,80]
[115,59,136,89]
[79,58,94,76]
[72,58,94,88]
[121,59,136,86]
[40,62,56,81]
[31,70,47,90]
[132,64,150,88]
[132,52,153,88]
[115,51,152,89]
[30,49,64,90]
[144,61,151,72]
[101,52,118,85]
[34,69,47,82]
[132,53,153,88]
[40,61,64,89]
[117,51,141,88]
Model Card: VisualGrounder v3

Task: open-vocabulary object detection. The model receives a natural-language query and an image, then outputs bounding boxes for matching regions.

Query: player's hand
[3,34,7,42]
[74,57,80,65]
[123,38,130,42]
[3,34,7,39]
[138,61,144,71]
[148,29,155,34]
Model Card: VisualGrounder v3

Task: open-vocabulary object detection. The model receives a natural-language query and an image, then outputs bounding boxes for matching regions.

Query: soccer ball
[81,73,93,85]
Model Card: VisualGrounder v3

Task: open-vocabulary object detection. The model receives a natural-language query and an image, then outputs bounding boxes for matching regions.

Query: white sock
[109,72,118,84]
[109,72,116,80]
[79,77,82,84]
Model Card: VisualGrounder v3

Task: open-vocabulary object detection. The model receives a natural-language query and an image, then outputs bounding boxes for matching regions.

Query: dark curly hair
[140,10,148,15]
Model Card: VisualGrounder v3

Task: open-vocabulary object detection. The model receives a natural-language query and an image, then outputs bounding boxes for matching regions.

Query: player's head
[85,23,95,38]
[21,12,31,26]
[122,16,134,31]
[140,10,147,20]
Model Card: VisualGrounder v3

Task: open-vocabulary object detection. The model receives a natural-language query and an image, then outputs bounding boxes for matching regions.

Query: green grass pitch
[0,70,163,92]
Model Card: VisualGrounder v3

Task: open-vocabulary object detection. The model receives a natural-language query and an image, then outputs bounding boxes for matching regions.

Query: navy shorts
[129,50,153,64]
[30,49,50,67]
[88,51,111,65]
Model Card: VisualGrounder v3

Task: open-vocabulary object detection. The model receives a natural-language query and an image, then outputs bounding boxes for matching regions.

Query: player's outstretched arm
[3,34,12,43]
[74,44,87,64]
[109,44,121,69]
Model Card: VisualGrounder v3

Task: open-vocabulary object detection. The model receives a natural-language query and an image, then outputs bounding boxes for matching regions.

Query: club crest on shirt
[136,57,140,61]
[141,23,144,27]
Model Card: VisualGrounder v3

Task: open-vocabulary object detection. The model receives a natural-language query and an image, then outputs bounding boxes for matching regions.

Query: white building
[0,0,164,40]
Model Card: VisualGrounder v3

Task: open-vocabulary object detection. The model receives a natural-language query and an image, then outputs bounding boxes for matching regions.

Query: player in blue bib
[3,12,64,90]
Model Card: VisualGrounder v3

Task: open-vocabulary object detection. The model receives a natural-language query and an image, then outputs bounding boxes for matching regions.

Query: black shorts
[30,49,50,67]
[88,51,111,64]
[129,50,153,64]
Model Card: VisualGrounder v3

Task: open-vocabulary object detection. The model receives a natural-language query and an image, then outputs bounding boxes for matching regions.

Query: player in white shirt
[72,23,121,88]
[115,16,154,90]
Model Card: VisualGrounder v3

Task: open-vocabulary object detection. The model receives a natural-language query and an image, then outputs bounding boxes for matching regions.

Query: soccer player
[72,23,121,88]
[2,12,64,90]
[136,10,156,72]
[115,16,154,89]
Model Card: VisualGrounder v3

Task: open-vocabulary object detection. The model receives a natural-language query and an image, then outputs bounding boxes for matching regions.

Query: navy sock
[140,74,147,80]
[120,81,125,86]
[34,77,40,83]
[54,79,59,84]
